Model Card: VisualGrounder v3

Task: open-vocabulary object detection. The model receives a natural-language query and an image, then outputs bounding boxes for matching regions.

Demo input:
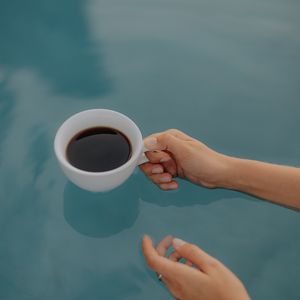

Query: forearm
[221,157,300,209]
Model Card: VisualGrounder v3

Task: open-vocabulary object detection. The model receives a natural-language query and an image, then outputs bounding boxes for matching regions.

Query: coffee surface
[66,127,131,172]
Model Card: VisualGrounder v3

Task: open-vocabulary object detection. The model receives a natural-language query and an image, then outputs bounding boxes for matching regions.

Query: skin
[140,129,300,299]
[142,235,250,300]
[140,129,300,209]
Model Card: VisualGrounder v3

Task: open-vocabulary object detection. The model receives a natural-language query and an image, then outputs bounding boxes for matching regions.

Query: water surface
[0,0,300,299]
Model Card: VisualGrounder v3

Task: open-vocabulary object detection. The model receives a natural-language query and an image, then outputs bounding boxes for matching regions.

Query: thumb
[172,238,219,273]
[144,133,184,157]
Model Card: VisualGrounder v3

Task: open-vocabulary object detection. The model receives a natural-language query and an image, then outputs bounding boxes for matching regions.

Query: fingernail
[160,157,170,163]
[173,238,186,250]
[144,137,157,148]
[168,182,178,189]
[160,176,171,183]
[152,167,163,174]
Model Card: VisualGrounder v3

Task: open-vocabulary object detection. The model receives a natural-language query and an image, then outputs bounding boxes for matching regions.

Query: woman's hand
[140,129,300,208]
[142,235,250,300]
[140,129,230,190]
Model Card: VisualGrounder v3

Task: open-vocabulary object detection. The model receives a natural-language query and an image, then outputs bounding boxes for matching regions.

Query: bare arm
[141,129,300,210]
[222,157,300,209]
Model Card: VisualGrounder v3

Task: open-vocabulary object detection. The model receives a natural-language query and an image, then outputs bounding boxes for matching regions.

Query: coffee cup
[54,109,148,192]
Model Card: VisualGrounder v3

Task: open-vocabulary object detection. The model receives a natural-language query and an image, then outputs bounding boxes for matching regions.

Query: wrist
[217,156,255,192]
[196,152,237,189]
[214,155,240,189]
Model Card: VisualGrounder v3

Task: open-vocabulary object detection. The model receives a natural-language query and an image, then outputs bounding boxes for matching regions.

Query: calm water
[1,0,300,299]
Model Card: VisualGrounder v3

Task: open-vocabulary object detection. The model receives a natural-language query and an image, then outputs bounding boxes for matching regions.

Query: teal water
[1,0,300,299]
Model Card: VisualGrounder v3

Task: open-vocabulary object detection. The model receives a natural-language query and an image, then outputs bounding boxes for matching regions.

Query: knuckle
[181,243,221,270]
[167,128,181,135]
[185,244,199,257]
[160,133,174,147]
[207,258,221,269]
[162,132,172,140]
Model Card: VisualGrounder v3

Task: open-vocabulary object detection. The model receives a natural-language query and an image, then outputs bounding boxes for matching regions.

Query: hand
[140,129,230,190]
[142,235,250,300]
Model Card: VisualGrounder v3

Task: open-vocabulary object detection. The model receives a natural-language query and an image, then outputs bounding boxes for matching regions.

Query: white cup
[54,109,148,192]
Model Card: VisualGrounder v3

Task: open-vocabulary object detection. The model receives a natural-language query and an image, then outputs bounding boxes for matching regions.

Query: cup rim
[54,109,143,176]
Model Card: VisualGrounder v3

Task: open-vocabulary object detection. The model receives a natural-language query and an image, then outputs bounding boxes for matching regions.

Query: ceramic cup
[54,109,148,192]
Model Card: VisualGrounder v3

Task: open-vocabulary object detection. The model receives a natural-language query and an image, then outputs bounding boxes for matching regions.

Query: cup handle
[137,146,150,165]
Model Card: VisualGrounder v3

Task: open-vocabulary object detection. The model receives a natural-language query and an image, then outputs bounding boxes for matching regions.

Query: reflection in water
[0,0,299,299]
[0,0,111,98]
[139,173,252,207]
[64,176,140,238]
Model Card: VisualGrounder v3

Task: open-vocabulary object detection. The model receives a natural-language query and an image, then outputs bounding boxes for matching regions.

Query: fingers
[173,238,220,274]
[141,130,189,191]
[169,251,181,262]
[140,163,172,182]
[145,151,177,176]
[155,236,193,267]
[139,161,179,190]
[159,181,179,190]
[142,234,209,298]
[140,163,164,175]
[151,173,172,184]
[185,260,193,267]
[139,163,177,186]
[145,150,172,164]
[142,235,198,285]
[156,235,173,256]
[144,131,187,156]
[169,251,193,267]
[142,235,176,277]
[159,156,177,177]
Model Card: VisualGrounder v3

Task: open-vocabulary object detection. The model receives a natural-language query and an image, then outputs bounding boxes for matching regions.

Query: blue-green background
[0,0,300,299]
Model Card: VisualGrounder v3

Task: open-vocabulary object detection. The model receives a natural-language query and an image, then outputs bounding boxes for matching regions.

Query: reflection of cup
[54,109,147,192]
[63,175,139,238]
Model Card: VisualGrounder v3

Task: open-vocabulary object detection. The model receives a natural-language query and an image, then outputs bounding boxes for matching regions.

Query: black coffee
[66,127,132,172]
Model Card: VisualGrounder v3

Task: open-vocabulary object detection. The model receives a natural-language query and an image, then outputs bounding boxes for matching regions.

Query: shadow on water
[0,0,111,98]
[63,176,140,238]
[63,170,253,239]
[137,172,253,207]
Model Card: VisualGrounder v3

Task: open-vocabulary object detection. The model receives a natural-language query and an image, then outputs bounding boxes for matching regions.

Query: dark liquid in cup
[66,127,132,172]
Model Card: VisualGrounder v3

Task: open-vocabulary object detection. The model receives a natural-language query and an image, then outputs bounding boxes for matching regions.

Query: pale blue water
[0,0,300,299]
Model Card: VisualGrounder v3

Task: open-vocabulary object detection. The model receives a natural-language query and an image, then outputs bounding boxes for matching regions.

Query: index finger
[142,235,207,283]
[156,235,173,257]
[142,235,178,277]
